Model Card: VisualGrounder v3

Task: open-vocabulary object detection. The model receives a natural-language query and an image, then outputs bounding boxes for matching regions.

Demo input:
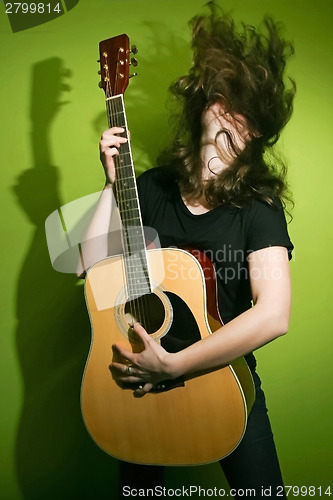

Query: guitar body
[81,247,254,465]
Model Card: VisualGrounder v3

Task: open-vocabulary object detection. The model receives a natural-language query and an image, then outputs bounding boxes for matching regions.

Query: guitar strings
[105,62,136,324]
[112,87,148,331]
[113,90,150,333]
[103,55,152,335]
[106,64,140,326]
[110,62,154,335]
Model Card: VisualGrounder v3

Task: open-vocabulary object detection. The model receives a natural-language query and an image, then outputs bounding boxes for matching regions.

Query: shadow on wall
[13,58,116,499]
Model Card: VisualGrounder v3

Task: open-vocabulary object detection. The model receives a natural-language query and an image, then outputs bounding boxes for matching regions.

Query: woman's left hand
[110,323,173,397]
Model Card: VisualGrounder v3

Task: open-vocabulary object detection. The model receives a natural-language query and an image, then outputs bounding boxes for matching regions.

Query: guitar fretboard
[106,94,151,299]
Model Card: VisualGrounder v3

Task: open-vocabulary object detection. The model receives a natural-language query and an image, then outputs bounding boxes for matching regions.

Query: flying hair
[158,1,296,210]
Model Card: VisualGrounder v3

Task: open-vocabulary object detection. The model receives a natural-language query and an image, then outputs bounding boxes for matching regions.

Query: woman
[97,5,295,499]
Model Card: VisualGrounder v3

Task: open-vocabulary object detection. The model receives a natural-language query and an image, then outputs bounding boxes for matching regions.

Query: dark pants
[219,371,286,499]
[118,371,286,499]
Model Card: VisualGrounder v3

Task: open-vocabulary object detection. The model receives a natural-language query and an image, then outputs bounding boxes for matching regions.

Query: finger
[100,136,127,153]
[99,128,127,148]
[100,133,128,145]
[101,127,125,139]
[109,361,139,377]
[134,382,153,398]
[102,147,120,159]
[109,363,146,386]
[109,361,130,373]
[132,322,152,347]
[112,372,143,384]
[112,343,136,364]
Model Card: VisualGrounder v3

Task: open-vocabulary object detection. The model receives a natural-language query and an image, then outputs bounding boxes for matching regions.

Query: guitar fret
[122,219,141,228]
[125,275,150,284]
[123,234,145,243]
[118,188,137,193]
[123,246,146,255]
[121,215,141,222]
[123,249,146,258]
[116,154,132,161]
[122,226,143,235]
[125,269,150,277]
[126,269,149,275]
[117,153,132,162]
[125,258,149,267]
[125,260,149,267]
[116,181,136,189]
[123,243,145,253]
[107,109,124,116]
[126,268,149,274]
[116,174,135,183]
[115,166,134,176]
[125,277,150,285]
[118,197,139,204]
[126,276,150,284]
[116,189,139,199]
[123,215,140,223]
[118,197,139,205]
[126,267,149,273]
[123,244,147,256]
[108,116,126,126]
[116,176,136,182]
[123,251,149,263]
[116,181,135,189]
[124,251,147,259]
[127,286,151,293]
[118,200,140,208]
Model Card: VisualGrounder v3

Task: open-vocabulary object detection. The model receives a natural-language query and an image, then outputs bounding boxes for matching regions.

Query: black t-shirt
[137,166,293,327]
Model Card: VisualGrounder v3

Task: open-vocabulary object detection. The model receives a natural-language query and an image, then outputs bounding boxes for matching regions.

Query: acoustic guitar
[81,34,255,466]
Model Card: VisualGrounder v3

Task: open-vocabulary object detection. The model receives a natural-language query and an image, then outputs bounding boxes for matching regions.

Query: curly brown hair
[158,2,296,209]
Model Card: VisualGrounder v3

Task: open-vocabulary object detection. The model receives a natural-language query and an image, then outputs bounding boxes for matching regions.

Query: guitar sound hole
[161,292,202,353]
[124,293,166,334]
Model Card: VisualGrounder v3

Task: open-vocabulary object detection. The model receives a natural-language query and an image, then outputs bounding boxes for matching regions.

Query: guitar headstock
[98,34,138,97]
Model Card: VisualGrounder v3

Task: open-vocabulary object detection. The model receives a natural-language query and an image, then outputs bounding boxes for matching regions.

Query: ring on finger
[125,365,132,375]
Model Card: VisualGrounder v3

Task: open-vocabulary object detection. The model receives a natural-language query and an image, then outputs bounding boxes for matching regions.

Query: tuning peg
[129,73,138,78]
[97,70,102,75]
[98,81,104,88]
[130,57,138,67]
[130,45,138,54]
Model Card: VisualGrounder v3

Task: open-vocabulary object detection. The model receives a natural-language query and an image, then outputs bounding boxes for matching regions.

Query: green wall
[1,0,332,498]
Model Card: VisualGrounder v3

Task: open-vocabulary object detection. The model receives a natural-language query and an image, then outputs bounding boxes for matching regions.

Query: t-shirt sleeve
[245,199,294,259]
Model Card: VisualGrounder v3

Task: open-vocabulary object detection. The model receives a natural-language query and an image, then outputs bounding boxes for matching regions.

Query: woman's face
[200,103,252,175]
[201,103,252,150]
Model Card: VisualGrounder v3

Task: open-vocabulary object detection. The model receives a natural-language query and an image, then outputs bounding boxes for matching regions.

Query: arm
[111,245,291,394]
[77,127,127,275]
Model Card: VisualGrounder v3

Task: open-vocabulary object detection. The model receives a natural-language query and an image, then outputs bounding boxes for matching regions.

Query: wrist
[164,351,184,380]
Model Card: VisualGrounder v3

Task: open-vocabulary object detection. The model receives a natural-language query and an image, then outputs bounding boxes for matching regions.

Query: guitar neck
[106,94,152,298]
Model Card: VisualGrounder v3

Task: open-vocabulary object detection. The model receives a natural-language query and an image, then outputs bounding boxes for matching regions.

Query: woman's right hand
[99,127,128,185]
